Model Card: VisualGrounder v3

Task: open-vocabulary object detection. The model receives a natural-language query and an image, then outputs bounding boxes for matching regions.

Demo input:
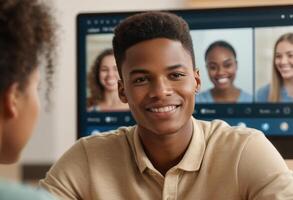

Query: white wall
[21,0,189,164]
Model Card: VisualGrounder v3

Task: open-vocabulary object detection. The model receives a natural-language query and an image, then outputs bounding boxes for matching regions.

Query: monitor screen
[77,5,293,158]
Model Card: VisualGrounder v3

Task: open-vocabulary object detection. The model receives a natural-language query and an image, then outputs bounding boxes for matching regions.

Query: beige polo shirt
[40,118,293,200]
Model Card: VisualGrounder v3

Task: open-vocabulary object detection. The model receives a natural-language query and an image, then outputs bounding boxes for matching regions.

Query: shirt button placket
[162,170,179,200]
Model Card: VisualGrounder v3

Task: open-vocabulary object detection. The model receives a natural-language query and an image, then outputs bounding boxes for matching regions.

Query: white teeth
[280,67,292,71]
[106,80,116,85]
[217,77,229,84]
[150,106,176,113]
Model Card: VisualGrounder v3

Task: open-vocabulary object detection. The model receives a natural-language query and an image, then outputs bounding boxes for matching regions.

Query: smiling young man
[41,12,293,200]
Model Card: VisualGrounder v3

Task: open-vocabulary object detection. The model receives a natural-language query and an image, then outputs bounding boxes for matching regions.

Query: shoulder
[44,126,134,167]
[196,89,213,103]
[196,119,264,151]
[280,87,293,102]
[80,126,134,149]
[0,180,55,200]
[200,119,262,138]
[76,126,135,159]
[40,126,136,199]
[193,119,293,198]
[56,126,135,162]
[256,84,270,102]
[87,105,100,112]
[238,89,252,102]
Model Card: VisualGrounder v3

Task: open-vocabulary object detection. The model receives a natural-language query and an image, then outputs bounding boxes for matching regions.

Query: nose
[216,65,225,75]
[148,77,173,99]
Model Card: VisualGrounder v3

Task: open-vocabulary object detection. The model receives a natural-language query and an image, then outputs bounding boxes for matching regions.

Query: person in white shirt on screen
[87,48,129,112]
[197,40,252,103]
[40,11,293,200]
[0,0,57,199]
[257,33,293,102]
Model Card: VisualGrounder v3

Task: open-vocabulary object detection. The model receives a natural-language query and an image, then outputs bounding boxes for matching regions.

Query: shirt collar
[176,117,206,171]
[133,127,153,173]
[133,117,206,173]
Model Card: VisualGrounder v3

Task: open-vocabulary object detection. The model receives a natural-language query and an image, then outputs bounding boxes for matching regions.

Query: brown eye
[275,54,282,59]
[132,76,149,85]
[223,62,233,68]
[207,65,217,71]
[169,72,185,80]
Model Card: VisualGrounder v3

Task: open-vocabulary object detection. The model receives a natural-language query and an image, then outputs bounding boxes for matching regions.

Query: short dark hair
[205,40,237,61]
[0,0,56,99]
[112,11,195,78]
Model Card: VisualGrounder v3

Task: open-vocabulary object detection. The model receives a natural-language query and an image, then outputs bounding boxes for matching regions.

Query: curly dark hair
[205,40,237,61]
[0,0,56,100]
[87,48,114,108]
[112,11,195,78]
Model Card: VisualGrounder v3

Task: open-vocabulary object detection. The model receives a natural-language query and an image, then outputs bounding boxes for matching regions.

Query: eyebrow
[129,64,185,76]
[223,58,235,63]
[129,68,149,76]
[207,58,234,65]
[276,50,293,54]
[166,64,185,71]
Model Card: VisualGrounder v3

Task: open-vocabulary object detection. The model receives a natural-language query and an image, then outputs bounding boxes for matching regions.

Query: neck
[211,86,240,102]
[103,91,120,104]
[138,118,193,176]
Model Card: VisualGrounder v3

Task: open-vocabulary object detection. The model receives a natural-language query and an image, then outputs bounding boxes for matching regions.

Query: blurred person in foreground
[0,0,57,199]
[41,11,293,200]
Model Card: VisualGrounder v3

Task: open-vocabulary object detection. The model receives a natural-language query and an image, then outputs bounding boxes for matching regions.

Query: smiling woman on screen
[196,40,252,103]
[257,33,293,102]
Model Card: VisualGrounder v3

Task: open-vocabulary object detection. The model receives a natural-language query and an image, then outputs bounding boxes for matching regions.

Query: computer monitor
[77,5,293,158]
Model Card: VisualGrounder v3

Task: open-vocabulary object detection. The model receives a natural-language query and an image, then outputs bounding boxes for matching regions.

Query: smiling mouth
[147,105,179,113]
[105,79,117,85]
[279,66,293,71]
[216,77,229,84]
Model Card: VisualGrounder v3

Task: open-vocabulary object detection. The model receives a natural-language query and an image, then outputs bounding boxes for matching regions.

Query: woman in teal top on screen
[257,33,293,102]
[0,0,57,199]
[196,40,252,103]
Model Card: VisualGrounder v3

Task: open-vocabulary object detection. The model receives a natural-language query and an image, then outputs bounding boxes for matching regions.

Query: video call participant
[40,11,293,200]
[257,33,293,102]
[197,40,252,103]
[87,48,128,112]
[0,0,57,199]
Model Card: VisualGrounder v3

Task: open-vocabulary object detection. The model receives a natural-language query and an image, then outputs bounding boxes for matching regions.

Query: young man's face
[118,38,200,136]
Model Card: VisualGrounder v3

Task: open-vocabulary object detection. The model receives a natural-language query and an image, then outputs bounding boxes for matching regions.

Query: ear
[194,68,201,94]
[2,83,20,119]
[118,80,128,103]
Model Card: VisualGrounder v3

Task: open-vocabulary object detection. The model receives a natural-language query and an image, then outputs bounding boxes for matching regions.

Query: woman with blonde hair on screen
[257,33,293,102]
[87,48,128,112]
